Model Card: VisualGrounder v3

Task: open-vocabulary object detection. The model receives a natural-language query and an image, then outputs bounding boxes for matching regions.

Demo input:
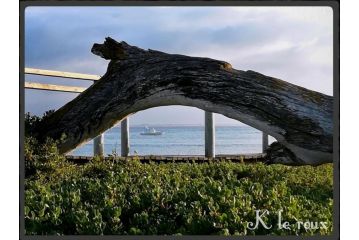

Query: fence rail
[25,67,269,158]
[25,67,100,93]
[25,68,101,81]
[25,82,86,93]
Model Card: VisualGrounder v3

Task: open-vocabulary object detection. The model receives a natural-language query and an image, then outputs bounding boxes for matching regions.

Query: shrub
[25,156,333,235]
[24,112,333,235]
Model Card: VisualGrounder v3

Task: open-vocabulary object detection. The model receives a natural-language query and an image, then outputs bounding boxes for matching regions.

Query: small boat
[140,127,163,135]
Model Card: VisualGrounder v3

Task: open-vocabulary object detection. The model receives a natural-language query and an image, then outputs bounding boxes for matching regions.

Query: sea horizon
[69,125,275,156]
[112,123,248,128]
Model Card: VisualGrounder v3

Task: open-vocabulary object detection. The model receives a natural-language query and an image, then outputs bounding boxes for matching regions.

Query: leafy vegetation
[24,111,333,235]
[25,110,55,137]
[24,137,333,235]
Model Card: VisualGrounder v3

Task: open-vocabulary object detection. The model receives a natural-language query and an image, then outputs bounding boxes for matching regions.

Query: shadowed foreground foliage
[24,137,333,236]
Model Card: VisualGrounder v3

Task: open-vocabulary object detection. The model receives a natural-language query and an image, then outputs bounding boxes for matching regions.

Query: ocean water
[69,126,276,156]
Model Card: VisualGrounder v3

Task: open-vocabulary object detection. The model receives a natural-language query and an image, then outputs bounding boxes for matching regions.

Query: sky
[24,6,333,126]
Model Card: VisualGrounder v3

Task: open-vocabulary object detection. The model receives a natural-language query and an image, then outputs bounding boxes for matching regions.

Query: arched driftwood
[36,37,333,165]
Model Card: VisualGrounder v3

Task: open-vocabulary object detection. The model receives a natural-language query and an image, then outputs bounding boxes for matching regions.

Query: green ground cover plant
[24,136,333,235]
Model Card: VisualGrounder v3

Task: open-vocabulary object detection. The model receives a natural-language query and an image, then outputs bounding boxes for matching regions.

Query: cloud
[24,6,333,124]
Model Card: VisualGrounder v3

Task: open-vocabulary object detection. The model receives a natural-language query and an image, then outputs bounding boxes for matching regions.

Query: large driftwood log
[36,37,333,165]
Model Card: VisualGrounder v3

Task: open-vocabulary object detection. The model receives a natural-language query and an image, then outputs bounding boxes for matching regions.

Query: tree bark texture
[35,37,333,165]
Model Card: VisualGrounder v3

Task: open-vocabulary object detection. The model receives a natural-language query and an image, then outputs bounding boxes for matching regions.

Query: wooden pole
[121,118,130,157]
[205,111,215,158]
[93,134,104,157]
[262,132,269,153]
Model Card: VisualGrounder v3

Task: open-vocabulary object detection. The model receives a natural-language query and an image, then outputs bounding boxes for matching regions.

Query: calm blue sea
[69,126,276,156]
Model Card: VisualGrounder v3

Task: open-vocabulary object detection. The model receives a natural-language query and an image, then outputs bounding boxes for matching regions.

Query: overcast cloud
[25,6,333,126]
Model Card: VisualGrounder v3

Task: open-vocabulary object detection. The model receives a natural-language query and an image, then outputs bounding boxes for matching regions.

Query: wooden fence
[25,67,269,157]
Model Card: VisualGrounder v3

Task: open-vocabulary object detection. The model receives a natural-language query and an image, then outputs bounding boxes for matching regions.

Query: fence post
[93,134,104,157]
[121,117,130,157]
[205,111,215,158]
[262,132,268,153]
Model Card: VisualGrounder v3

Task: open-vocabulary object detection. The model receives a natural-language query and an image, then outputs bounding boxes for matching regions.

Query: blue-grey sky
[25,6,333,126]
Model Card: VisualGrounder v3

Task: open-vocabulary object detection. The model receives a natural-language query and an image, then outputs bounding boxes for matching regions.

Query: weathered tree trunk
[36,37,333,165]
